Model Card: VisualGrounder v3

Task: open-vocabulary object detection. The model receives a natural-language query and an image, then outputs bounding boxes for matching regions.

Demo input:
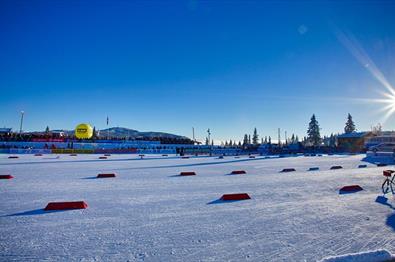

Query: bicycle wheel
[382,179,390,194]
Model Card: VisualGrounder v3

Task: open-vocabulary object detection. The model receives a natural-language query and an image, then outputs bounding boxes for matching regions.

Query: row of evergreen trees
[306,113,355,147]
[220,113,356,148]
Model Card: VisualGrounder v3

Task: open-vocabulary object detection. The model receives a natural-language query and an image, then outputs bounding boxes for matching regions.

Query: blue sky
[1,0,395,143]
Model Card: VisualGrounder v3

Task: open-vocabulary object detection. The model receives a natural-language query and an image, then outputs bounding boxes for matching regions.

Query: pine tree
[45,126,49,137]
[261,138,264,144]
[329,133,337,147]
[238,141,242,147]
[205,137,209,145]
[307,114,321,146]
[92,126,97,139]
[268,136,271,144]
[225,141,228,147]
[291,134,295,144]
[344,113,356,133]
[252,128,259,145]
[248,134,251,144]
[302,136,308,146]
[243,134,248,145]
[323,135,329,146]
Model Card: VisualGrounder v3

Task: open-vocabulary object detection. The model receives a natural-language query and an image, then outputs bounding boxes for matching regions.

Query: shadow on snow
[3,209,71,217]
[111,157,267,172]
[207,199,248,205]
[375,195,395,210]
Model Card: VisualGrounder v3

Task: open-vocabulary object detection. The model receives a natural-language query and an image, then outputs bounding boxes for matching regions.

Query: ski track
[0,154,395,261]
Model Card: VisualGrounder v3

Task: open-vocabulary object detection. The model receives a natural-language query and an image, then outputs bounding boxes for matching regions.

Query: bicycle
[382,170,395,194]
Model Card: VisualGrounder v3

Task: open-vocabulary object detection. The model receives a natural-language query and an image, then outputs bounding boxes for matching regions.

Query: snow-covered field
[1,154,395,261]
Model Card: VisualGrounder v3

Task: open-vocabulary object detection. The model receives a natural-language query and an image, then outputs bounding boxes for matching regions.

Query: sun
[335,29,395,124]
[374,91,395,123]
[352,89,395,125]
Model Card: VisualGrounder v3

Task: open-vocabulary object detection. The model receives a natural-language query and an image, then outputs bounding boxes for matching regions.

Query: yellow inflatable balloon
[75,123,93,139]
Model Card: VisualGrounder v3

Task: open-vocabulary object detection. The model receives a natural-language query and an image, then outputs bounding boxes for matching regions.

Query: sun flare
[382,92,395,121]
[335,29,395,124]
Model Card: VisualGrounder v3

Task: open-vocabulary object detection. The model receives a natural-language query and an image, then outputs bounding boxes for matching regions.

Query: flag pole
[107,116,109,140]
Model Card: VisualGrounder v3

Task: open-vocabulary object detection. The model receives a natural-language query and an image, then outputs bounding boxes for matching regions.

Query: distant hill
[50,127,190,140]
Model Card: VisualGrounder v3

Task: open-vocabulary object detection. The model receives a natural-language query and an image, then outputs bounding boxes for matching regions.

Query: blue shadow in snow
[112,157,267,172]
[386,213,395,231]
[376,195,395,210]
[168,174,188,177]
[207,199,247,204]
[4,209,69,217]
[225,172,247,176]
[361,156,394,165]
[81,176,98,180]
[339,189,363,195]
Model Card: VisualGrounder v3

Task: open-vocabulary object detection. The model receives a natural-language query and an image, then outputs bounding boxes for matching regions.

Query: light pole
[207,128,212,156]
[106,116,109,140]
[278,128,281,147]
[19,111,24,134]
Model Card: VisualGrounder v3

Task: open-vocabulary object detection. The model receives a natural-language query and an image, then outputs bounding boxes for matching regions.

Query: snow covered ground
[1,154,395,261]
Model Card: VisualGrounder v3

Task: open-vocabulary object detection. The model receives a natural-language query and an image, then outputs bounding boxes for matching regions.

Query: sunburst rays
[335,28,395,124]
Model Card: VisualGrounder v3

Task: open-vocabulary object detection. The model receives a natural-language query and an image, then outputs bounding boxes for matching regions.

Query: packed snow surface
[1,154,395,261]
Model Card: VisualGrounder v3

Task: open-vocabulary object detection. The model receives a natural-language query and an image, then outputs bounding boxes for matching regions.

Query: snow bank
[363,153,395,165]
[319,249,393,262]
